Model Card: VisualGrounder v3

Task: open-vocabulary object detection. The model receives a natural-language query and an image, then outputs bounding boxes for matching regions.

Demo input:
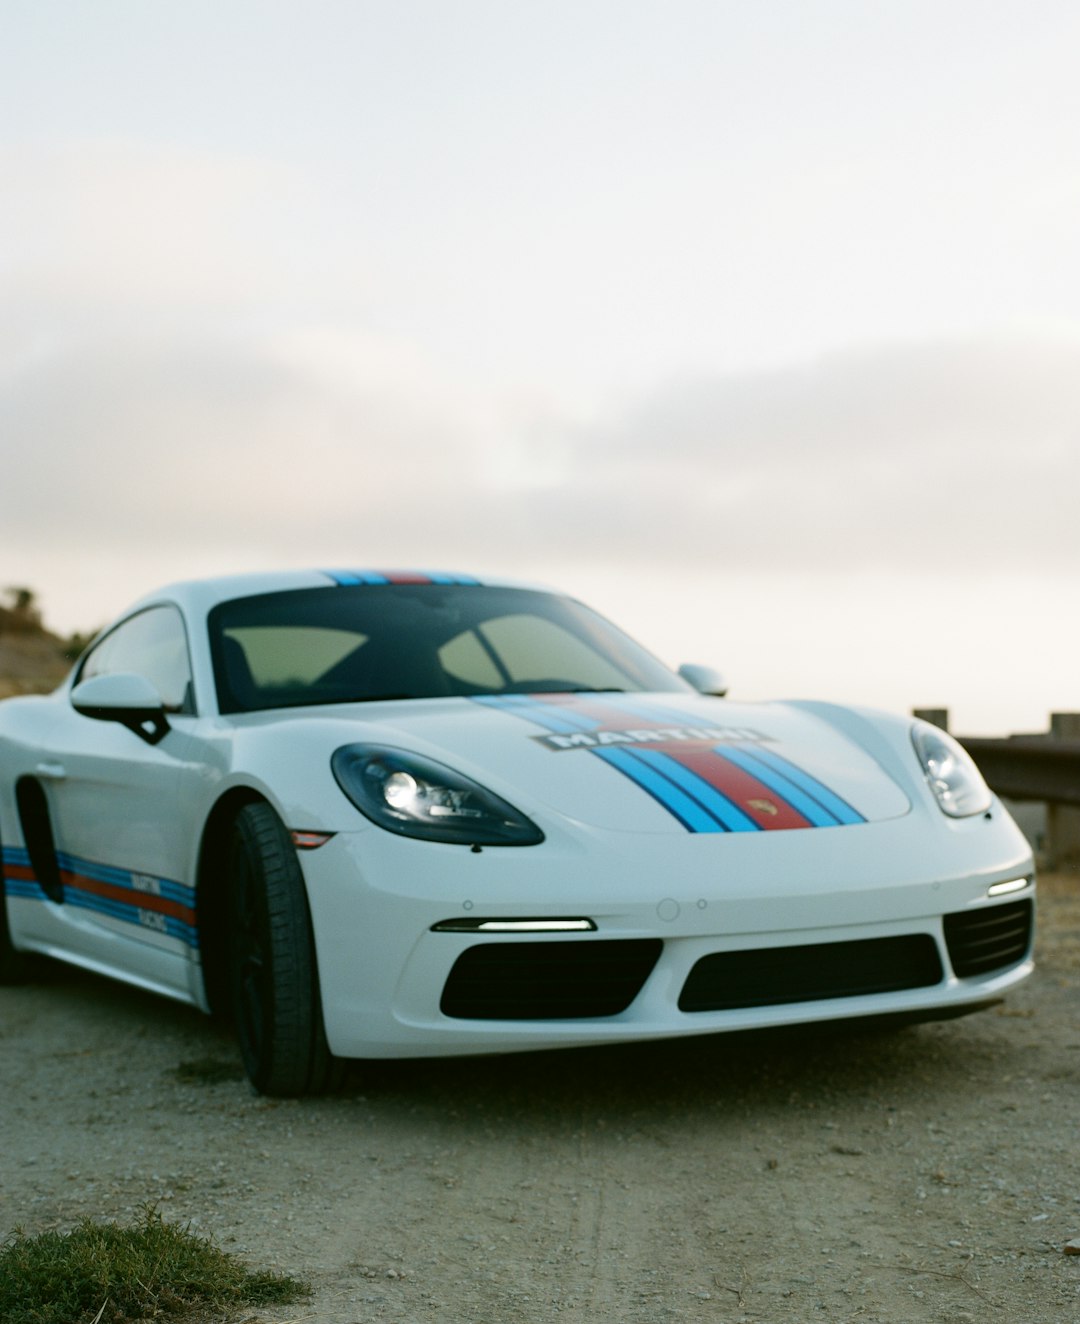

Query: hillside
[0,600,78,700]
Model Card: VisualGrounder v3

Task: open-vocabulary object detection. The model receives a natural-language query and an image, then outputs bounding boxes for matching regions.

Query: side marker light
[291,831,335,850]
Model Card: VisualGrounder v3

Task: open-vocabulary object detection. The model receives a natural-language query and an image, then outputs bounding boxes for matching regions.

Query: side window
[222,626,367,688]
[79,606,195,713]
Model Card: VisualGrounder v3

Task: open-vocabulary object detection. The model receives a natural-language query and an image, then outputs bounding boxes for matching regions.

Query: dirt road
[2,875,1078,1323]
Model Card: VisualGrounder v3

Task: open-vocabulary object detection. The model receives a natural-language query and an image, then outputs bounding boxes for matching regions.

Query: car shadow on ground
[12,951,1037,1128]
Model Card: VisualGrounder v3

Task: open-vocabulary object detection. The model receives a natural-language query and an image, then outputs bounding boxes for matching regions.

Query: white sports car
[0,570,1034,1095]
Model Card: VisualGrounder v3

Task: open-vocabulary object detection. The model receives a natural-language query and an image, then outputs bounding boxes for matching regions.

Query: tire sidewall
[226,802,335,1096]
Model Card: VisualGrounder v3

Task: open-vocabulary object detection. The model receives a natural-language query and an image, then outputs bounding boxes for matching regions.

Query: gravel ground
[2,873,1078,1324]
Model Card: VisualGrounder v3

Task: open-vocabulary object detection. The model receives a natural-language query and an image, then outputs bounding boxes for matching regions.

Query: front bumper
[299,804,1035,1059]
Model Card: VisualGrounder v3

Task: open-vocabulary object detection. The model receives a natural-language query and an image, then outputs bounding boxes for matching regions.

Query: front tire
[227,802,340,1096]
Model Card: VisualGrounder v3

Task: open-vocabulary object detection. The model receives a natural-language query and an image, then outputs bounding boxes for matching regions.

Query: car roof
[124,569,555,620]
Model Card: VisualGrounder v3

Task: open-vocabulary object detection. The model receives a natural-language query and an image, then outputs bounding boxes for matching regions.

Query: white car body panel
[0,569,1035,1069]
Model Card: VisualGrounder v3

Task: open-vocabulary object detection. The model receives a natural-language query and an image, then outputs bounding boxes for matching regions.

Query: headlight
[911,721,992,818]
[332,744,544,846]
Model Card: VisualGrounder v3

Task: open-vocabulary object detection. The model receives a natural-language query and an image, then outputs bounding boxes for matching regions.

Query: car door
[25,605,203,997]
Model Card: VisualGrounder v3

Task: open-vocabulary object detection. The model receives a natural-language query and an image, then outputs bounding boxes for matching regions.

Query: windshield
[209,584,689,713]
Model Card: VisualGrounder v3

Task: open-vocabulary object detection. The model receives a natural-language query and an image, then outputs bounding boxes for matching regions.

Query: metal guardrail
[957,737,1080,808]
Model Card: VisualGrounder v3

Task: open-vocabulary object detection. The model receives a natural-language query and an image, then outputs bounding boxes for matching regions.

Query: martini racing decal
[474,694,865,834]
[1,845,198,947]
[532,724,766,752]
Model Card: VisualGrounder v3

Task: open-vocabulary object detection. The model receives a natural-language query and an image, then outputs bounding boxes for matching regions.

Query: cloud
[3,139,1076,581]
[560,336,1080,572]
[5,318,1080,583]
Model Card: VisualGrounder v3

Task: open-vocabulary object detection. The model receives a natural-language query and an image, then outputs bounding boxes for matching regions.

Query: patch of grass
[169,1057,246,1085]
[0,1207,308,1324]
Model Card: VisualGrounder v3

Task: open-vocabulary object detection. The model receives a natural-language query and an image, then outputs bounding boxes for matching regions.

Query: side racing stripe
[2,846,48,901]
[1,845,199,948]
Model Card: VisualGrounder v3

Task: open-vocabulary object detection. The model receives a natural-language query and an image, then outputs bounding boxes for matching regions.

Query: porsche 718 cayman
[0,571,1035,1095]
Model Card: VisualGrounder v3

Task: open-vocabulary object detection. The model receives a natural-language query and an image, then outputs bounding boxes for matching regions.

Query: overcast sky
[4,0,1080,733]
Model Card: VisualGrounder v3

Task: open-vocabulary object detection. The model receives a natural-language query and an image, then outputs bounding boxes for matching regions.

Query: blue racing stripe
[631,748,761,832]
[718,747,841,827]
[735,745,865,825]
[600,700,865,828]
[2,846,45,899]
[4,879,48,901]
[717,746,838,827]
[56,853,196,905]
[4,846,198,946]
[592,746,726,833]
[425,572,481,585]
[63,889,199,947]
[326,570,484,587]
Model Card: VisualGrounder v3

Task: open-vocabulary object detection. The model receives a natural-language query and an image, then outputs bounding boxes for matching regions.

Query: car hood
[306,691,912,835]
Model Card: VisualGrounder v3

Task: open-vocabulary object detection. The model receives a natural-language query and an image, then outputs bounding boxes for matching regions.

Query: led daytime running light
[987,878,1029,898]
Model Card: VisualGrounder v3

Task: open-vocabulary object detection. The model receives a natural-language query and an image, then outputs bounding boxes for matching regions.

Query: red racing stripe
[536,694,813,829]
[59,870,196,925]
[661,746,813,831]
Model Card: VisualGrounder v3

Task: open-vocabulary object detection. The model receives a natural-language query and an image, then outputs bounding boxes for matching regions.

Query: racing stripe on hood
[594,745,759,833]
[538,694,864,827]
[474,693,865,833]
[474,692,750,825]
[718,744,864,827]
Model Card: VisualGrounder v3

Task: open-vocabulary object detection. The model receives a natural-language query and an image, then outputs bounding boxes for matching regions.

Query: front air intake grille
[678,934,944,1012]
[943,899,1033,978]
[440,939,662,1020]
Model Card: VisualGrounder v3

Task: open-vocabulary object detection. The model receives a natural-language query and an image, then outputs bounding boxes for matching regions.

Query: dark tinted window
[79,606,195,713]
[209,584,688,713]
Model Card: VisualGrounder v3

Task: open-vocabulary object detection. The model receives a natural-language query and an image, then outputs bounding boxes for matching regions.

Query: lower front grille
[679,934,944,1012]
[943,899,1033,978]
[440,939,662,1020]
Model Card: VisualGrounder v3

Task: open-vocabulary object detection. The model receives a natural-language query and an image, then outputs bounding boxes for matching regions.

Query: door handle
[35,762,67,780]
